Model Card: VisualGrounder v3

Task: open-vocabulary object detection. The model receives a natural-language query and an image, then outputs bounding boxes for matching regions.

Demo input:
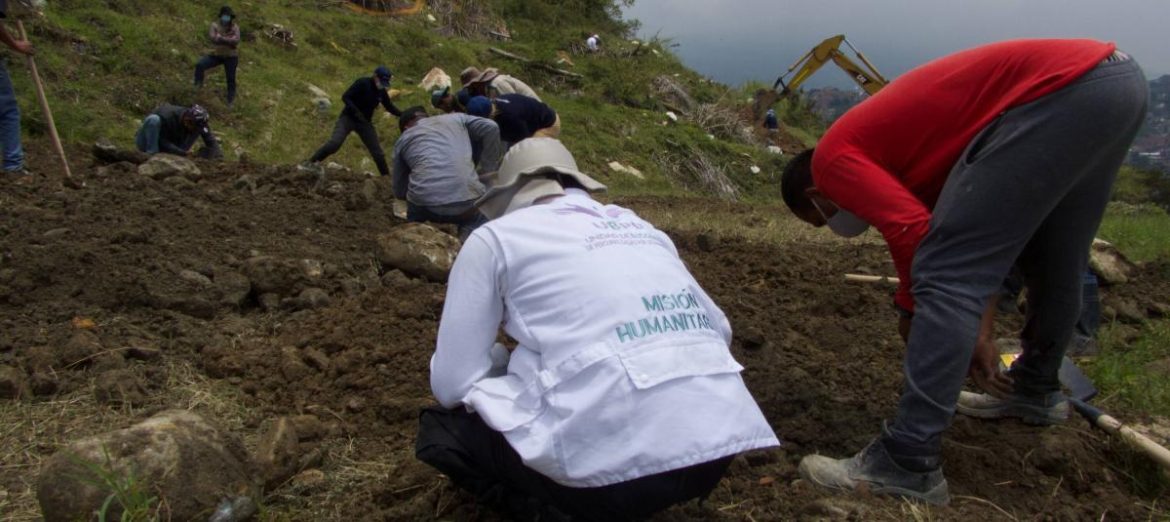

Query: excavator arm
[773,35,888,97]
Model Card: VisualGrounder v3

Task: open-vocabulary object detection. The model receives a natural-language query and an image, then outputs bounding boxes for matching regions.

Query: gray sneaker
[956,390,1069,425]
[798,439,950,506]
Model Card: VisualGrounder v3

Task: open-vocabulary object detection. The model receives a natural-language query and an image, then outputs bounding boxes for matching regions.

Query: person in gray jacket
[392,107,503,239]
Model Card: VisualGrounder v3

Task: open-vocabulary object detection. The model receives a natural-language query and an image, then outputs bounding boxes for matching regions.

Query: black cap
[399,106,428,133]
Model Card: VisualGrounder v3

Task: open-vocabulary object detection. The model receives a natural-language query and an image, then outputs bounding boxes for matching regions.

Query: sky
[623,0,1170,90]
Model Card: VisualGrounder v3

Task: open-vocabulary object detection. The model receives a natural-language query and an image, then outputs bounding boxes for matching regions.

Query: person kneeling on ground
[467,94,560,146]
[308,66,401,176]
[135,104,221,159]
[417,138,779,521]
[779,39,1147,505]
[392,107,503,239]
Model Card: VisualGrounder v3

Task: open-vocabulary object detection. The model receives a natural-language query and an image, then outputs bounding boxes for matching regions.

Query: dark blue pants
[407,201,488,241]
[194,54,238,104]
[0,60,24,171]
[887,56,1149,457]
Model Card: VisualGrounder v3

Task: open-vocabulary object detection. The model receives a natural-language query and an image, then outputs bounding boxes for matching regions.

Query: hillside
[14,0,807,198]
[2,2,1169,521]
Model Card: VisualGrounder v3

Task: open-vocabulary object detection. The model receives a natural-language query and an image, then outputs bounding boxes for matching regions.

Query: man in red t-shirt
[780,39,1147,504]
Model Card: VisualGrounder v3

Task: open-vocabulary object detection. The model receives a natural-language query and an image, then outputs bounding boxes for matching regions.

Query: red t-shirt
[812,39,1115,312]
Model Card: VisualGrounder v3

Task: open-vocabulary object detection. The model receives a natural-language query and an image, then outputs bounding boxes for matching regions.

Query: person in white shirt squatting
[417,138,780,521]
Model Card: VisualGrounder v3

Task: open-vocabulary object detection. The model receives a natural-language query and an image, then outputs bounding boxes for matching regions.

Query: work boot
[956,390,1069,425]
[798,438,949,506]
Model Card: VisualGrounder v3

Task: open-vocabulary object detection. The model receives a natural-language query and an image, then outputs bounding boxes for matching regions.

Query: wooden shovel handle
[844,274,900,284]
[1074,398,1170,471]
[16,20,72,178]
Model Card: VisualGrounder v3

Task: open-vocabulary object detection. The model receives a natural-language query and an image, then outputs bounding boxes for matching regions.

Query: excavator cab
[773,34,888,97]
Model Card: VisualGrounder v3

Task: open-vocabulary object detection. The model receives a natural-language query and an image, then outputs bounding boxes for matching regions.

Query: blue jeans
[0,61,24,171]
[135,114,162,154]
[194,54,239,104]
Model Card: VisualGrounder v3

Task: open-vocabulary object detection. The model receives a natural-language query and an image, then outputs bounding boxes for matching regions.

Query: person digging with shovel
[0,0,34,177]
[779,39,1148,505]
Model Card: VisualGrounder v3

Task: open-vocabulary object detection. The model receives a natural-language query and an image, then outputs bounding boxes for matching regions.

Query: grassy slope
[17,0,786,200]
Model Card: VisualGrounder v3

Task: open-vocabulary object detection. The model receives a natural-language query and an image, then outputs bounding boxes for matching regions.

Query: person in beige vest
[194,5,241,106]
[462,67,541,101]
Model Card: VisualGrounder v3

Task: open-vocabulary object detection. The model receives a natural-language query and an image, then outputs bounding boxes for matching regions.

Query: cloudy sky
[624,0,1170,89]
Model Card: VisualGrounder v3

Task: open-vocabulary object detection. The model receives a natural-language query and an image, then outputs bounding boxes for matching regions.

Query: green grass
[71,447,159,522]
[1098,203,1170,263]
[1089,320,1170,417]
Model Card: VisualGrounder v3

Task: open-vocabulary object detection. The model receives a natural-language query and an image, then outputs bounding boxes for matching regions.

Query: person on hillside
[462,66,541,101]
[308,66,401,177]
[193,6,241,106]
[466,94,559,146]
[764,108,779,134]
[779,39,1147,505]
[586,33,600,53]
[431,86,471,114]
[0,2,34,176]
[417,137,779,521]
[391,107,502,239]
[135,104,222,158]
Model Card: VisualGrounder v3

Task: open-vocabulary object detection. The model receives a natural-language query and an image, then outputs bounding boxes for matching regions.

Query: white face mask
[811,199,870,238]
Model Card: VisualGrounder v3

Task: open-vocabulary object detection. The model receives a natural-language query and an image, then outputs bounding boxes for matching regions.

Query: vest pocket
[618,339,743,390]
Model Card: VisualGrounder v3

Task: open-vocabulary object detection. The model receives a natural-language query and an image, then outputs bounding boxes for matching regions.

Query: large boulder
[1089,238,1136,285]
[37,410,257,522]
[92,139,149,165]
[137,153,201,180]
[374,223,461,282]
[243,256,324,296]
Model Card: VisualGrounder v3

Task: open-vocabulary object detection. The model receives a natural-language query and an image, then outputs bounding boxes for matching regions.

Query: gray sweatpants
[886,56,1149,455]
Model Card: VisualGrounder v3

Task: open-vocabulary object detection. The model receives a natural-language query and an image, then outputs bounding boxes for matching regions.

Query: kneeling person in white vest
[417,138,780,521]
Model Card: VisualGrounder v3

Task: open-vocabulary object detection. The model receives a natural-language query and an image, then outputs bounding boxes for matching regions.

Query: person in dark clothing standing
[466,94,559,145]
[194,6,241,106]
[308,66,401,177]
[135,104,221,158]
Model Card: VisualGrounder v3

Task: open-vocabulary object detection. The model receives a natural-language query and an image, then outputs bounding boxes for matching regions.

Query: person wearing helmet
[418,138,779,521]
[308,66,401,177]
[194,6,241,106]
[135,104,221,158]
[466,94,559,145]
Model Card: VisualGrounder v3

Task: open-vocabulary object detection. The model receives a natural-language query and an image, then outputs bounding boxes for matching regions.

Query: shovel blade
[1058,356,1098,402]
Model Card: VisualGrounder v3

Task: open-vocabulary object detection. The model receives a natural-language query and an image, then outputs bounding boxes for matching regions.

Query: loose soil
[1,142,1168,520]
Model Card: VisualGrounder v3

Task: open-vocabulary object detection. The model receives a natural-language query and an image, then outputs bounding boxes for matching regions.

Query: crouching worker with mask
[417,138,779,521]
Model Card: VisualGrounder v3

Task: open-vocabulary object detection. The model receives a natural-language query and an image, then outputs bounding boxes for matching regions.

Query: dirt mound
[1,144,1166,520]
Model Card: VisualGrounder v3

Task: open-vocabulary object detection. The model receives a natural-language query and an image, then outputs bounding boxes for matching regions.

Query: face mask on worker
[221,15,232,24]
[811,199,870,238]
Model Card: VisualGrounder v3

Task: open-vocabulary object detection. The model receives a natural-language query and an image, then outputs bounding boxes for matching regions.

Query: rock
[1148,302,1170,318]
[28,372,59,396]
[0,365,27,399]
[374,223,461,282]
[665,111,678,122]
[137,153,201,180]
[214,270,252,308]
[380,269,413,289]
[739,327,768,351]
[289,414,325,442]
[163,175,196,188]
[92,139,148,165]
[607,161,645,180]
[254,417,301,489]
[346,396,365,412]
[767,145,784,155]
[36,410,256,522]
[1089,238,1136,285]
[288,469,327,494]
[244,256,323,296]
[42,227,71,239]
[298,288,331,309]
[280,346,312,382]
[60,331,103,368]
[93,369,149,406]
[749,165,761,174]
[124,340,162,362]
[24,345,55,372]
[302,348,330,373]
[1112,298,1146,324]
[178,269,213,288]
[344,179,380,211]
[258,292,281,311]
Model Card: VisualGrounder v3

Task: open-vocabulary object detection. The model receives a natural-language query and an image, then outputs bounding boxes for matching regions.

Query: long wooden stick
[17,20,71,178]
[844,274,900,284]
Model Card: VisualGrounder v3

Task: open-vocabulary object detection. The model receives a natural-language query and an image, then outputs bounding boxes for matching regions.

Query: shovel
[1026,355,1170,471]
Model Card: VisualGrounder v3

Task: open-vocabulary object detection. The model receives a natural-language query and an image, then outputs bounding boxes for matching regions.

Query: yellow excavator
[773,34,888,97]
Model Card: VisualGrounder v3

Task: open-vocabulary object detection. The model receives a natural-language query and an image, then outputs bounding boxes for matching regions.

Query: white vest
[460,194,778,487]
